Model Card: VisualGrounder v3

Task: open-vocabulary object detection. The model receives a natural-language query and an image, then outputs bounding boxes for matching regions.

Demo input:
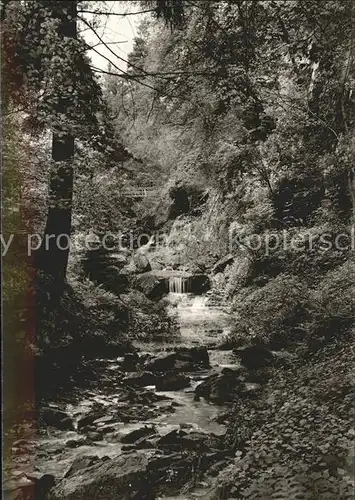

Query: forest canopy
[1,1,354,499]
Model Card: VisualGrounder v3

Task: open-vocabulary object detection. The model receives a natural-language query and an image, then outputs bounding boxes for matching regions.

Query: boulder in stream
[64,455,110,479]
[122,371,157,387]
[40,407,74,431]
[48,451,195,500]
[4,473,55,500]
[175,346,210,369]
[143,352,177,372]
[156,429,222,453]
[65,437,86,448]
[194,369,242,405]
[155,373,191,391]
[234,346,275,370]
[144,347,209,373]
[121,352,140,372]
[120,425,157,444]
[216,339,237,351]
[179,432,220,452]
[133,273,167,301]
[77,409,106,431]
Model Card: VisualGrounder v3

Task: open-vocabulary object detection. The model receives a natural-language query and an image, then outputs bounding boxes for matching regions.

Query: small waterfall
[169,276,191,294]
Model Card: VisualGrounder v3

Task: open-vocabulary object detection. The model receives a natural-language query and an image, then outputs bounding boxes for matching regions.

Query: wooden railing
[120,187,157,198]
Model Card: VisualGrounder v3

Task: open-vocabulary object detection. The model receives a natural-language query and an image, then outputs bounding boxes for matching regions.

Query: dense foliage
[2,1,354,497]
[101,2,354,497]
[218,339,354,499]
[104,0,355,333]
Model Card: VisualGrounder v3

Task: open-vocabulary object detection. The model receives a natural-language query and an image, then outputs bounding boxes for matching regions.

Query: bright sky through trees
[82,1,145,71]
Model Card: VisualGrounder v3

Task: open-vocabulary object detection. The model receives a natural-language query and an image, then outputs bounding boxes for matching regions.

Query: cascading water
[168,276,191,294]
[29,272,235,488]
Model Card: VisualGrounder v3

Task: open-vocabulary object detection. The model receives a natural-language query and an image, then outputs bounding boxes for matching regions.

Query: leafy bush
[232,257,354,349]
[272,168,325,226]
[314,259,355,321]
[241,226,353,287]
[232,274,311,347]
[307,259,355,344]
[120,289,179,343]
[216,341,354,499]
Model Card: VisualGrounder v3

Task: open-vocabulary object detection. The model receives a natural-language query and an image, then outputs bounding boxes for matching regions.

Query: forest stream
[3,2,355,498]
[8,286,241,499]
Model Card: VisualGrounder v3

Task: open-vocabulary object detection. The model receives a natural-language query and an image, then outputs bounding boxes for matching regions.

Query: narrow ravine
[7,287,241,498]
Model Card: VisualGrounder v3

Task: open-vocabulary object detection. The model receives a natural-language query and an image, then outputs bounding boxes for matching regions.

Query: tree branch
[88,40,128,48]
[79,16,168,81]
[78,8,158,17]
[89,55,160,93]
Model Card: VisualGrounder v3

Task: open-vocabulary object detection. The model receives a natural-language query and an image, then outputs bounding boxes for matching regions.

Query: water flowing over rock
[169,276,191,293]
[168,274,210,294]
[9,278,234,498]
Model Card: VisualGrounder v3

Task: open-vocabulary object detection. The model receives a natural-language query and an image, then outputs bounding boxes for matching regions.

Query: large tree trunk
[38,135,74,279]
[350,163,355,223]
[37,1,76,281]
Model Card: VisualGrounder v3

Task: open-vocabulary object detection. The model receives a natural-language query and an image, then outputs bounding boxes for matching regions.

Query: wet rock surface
[48,450,201,500]
[194,369,243,404]
[133,273,167,300]
[233,345,275,370]
[142,346,210,373]
[122,371,158,387]
[155,373,191,391]
[143,352,177,372]
[4,472,55,500]
[120,426,156,444]
[40,407,75,431]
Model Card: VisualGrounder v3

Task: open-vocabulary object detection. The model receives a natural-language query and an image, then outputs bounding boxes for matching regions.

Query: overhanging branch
[78,8,158,17]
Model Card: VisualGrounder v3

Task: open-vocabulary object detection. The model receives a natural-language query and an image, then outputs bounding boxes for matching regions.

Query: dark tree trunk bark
[350,164,355,223]
[38,135,74,279]
[37,1,76,281]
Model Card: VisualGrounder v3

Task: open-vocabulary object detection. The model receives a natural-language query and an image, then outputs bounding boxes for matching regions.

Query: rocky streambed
[4,292,274,500]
